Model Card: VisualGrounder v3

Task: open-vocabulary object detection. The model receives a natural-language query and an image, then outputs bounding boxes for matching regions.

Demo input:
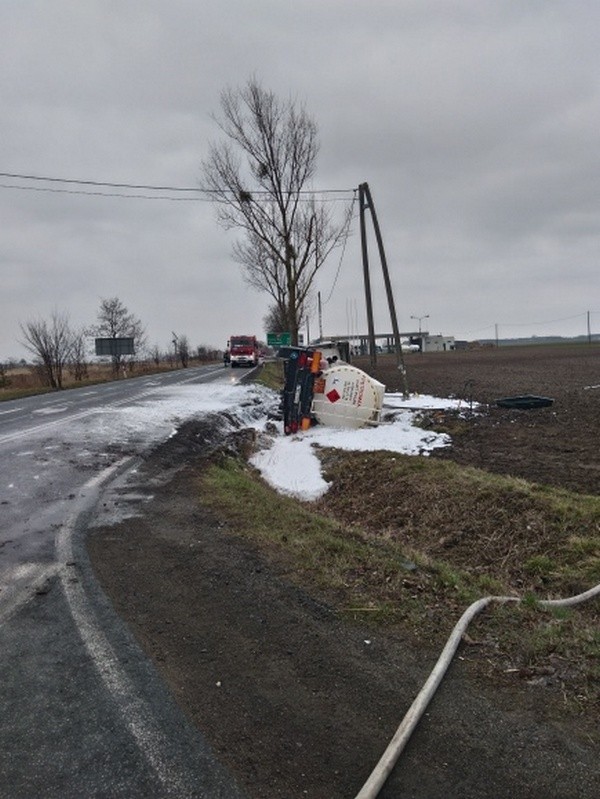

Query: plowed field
[355,343,600,495]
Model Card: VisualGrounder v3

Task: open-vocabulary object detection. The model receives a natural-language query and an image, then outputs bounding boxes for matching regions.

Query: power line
[323,194,359,303]
[464,311,599,337]
[0,183,205,202]
[499,312,589,327]
[0,170,355,199]
[0,171,203,192]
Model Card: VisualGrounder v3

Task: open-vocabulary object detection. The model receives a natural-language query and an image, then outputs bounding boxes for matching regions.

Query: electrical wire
[463,312,599,337]
[322,193,358,303]
[0,171,203,192]
[499,312,590,327]
[0,170,355,201]
[0,183,204,202]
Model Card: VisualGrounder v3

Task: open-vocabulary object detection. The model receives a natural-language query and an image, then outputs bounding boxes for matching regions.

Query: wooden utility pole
[358,183,377,366]
[361,183,408,394]
[358,182,409,395]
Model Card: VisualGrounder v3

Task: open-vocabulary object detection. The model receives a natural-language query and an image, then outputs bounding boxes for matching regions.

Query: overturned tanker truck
[277,343,385,434]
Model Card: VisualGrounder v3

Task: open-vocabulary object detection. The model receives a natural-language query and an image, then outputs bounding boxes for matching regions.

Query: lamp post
[410,314,429,353]
[410,314,429,335]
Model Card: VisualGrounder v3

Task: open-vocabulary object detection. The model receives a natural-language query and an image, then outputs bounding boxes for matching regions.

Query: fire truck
[227,335,259,367]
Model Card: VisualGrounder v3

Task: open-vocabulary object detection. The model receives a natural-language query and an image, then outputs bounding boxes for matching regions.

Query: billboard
[94,337,135,356]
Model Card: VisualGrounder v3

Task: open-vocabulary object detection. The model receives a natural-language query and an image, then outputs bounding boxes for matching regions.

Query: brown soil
[87,345,600,798]
[357,344,600,496]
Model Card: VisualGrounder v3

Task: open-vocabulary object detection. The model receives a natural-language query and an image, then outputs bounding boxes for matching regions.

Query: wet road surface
[0,365,249,797]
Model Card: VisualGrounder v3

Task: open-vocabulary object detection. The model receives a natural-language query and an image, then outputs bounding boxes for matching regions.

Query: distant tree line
[16,296,220,391]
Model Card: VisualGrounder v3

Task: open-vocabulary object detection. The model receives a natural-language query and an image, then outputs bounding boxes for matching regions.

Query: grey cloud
[2,1,600,360]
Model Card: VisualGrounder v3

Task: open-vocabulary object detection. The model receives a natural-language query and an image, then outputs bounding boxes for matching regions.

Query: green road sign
[267,332,292,347]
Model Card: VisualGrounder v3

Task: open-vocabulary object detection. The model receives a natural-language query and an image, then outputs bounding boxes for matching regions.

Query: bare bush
[20,311,74,389]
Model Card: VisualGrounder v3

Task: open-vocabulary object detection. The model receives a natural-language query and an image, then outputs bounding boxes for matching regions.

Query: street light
[410,314,429,335]
[410,314,429,354]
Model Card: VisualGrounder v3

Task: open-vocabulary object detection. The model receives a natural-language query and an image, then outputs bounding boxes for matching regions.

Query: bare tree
[68,327,89,382]
[89,297,145,375]
[20,311,74,389]
[150,344,161,366]
[263,303,292,336]
[174,333,190,368]
[202,79,351,345]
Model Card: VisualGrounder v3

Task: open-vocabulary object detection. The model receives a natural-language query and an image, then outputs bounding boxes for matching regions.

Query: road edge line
[55,457,204,798]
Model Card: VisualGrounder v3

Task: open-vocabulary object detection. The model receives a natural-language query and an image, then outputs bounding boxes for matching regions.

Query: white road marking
[7,562,40,581]
[0,562,60,625]
[0,407,24,416]
[55,459,198,797]
[0,407,101,445]
[38,397,73,406]
[32,406,70,415]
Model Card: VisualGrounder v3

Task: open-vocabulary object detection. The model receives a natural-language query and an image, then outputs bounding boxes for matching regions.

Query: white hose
[354,582,600,799]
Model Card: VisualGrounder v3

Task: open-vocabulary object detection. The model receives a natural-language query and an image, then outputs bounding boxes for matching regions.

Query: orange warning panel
[310,350,322,373]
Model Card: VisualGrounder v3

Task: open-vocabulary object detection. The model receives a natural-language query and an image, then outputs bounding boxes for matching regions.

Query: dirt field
[87,344,600,798]
[357,343,600,496]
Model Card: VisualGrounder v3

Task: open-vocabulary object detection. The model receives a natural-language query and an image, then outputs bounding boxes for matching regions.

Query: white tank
[311,364,385,429]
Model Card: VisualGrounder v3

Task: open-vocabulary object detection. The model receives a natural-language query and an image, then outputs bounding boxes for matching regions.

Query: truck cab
[228,335,259,367]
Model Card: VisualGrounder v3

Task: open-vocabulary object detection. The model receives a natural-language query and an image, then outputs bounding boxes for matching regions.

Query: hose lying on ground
[354,582,600,799]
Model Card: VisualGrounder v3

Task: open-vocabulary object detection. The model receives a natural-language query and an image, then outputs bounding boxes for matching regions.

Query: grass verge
[198,446,600,715]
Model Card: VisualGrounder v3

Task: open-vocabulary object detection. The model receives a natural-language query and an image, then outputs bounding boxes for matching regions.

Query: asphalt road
[0,365,250,798]
[0,364,233,610]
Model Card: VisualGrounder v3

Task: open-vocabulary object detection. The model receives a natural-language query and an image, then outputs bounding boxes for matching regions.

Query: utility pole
[587,310,591,344]
[359,182,409,395]
[318,291,323,340]
[358,183,377,366]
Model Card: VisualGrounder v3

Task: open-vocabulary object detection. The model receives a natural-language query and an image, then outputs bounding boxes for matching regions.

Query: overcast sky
[2,1,599,361]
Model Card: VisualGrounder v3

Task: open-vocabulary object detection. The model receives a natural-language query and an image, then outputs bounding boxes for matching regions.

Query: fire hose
[354,582,600,799]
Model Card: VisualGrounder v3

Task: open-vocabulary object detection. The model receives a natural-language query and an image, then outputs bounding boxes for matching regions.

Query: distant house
[421,335,455,353]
